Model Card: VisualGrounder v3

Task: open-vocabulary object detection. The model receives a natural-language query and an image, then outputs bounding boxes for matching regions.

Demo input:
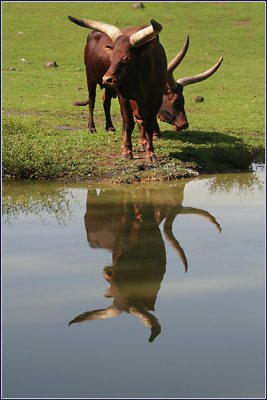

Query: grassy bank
[2,2,265,183]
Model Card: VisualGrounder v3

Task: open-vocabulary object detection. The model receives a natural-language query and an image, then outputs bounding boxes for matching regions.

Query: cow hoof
[103,266,113,281]
[138,144,146,152]
[122,152,133,160]
[103,266,112,274]
[106,126,116,132]
[153,133,160,140]
[145,154,157,163]
[89,128,97,133]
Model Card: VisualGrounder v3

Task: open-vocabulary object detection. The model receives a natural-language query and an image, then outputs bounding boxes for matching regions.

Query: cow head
[101,35,136,87]
[160,35,223,131]
[159,82,189,131]
[102,20,163,87]
[68,16,162,88]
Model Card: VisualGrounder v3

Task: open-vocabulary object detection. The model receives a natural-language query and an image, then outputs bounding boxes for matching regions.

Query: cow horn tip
[150,19,162,33]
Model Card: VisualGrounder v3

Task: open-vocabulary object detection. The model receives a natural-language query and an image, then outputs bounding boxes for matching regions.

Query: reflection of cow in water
[69,183,221,342]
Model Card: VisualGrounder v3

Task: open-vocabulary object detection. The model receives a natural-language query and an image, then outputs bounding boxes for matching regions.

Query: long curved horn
[167,35,189,73]
[68,16,123,43]
[177,56,223,87]
[166,35,189,90]
[129,19,162,47]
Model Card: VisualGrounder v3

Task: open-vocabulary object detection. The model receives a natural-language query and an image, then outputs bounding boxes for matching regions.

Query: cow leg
[137,120,147,152]
[145,118,158,163]
[118,95,135,159]
[87,81,97,133]
[153,119,161,140]
[103,89,116,132]
[128,100,146,152]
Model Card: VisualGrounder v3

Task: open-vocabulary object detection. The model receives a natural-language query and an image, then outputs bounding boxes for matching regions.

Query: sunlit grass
[2,2,265,182]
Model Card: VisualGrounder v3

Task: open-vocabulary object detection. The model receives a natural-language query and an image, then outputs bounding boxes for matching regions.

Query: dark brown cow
[69,15,167,162]
[73,30,223,136]
[68,184,221,342]
[160,44,223,132]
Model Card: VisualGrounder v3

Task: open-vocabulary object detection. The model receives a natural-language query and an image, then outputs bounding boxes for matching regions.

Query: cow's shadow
[68,182,222,342]
[158,129,264,170]
[160,129,241,144]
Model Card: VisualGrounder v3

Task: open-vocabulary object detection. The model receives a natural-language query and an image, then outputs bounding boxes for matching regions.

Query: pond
[2,166,265,399]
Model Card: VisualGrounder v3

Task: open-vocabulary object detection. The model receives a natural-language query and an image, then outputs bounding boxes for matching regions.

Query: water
[2,167,265,398]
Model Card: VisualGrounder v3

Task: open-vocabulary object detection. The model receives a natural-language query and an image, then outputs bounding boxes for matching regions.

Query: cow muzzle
[102,74,117,87]
[174,119,189,131]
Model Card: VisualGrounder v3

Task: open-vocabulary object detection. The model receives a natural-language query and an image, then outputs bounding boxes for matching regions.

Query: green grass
[1,2,265,182]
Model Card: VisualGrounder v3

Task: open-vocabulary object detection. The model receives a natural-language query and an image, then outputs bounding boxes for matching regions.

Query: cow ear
[103,45,113,55]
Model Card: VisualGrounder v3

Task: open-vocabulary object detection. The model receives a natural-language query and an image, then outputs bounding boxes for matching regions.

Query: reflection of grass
[2,182,75,225]
[2,2,265,183]
[204,169,265,195]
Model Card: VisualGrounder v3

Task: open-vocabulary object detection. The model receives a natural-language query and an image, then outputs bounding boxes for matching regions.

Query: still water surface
[2,168,265,398]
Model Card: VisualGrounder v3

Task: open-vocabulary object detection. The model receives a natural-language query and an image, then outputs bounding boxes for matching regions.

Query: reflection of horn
[68,306,120,326]
[129,305,161,342]
[180,207,222,233]
[163,205,221,272]
[163,213,188,273]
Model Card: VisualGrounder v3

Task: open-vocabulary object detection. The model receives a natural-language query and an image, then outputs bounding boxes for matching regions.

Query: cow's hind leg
[144,118,158,163]
[153,119,161,140]
[103,88,116,132]
[88,81,97,133]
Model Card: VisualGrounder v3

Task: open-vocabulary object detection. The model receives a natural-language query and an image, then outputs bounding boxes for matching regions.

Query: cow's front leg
[118,95,135,159]
[145,118,158,163]
[137,119,147,152]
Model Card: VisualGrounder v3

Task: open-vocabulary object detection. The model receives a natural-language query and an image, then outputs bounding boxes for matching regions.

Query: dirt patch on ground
[234,18,251,26]
[57,125,85,131]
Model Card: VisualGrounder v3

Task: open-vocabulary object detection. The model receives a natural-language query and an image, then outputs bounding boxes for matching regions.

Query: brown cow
[68,184,221,342]
[69,16,167,162]
[73,30,223,137]
[160,47,223,132]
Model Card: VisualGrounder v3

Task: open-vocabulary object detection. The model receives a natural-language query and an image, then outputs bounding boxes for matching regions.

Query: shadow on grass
[160,129,265,171]
[160,129,242,144]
